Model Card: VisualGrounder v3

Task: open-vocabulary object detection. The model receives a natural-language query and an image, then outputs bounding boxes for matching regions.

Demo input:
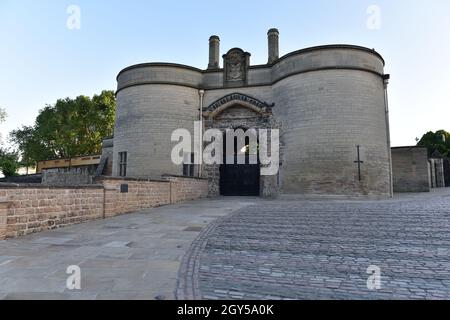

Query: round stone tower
[271,45,391,197]
[114,64,202,179]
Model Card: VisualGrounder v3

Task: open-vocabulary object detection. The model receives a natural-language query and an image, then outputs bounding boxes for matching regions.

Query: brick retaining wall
[0,176,208,240]
[0,186,104,239]
[101,178,171,218]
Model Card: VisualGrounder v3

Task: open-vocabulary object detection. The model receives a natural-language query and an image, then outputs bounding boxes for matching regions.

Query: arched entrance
[202,92,280,197]
[220,132,260,196]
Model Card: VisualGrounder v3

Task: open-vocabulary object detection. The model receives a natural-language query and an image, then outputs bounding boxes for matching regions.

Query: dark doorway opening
[220,132,260,196]
[444,159,450,187]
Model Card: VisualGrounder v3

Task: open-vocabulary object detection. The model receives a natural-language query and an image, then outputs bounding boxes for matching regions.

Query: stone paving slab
[0,199,255,300]
[178,189,450,300]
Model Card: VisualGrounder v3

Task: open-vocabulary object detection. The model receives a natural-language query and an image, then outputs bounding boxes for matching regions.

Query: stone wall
[0,201,8,239]
[101,177,171,218]
[0,176,208,240]
[97,138,114,176]
[392,147,430,193]
[113,85,199,180]
[42,167,97,186]
[0,174,42,184]
[163,175,210,203]
[0,186,104,239]
[273,70,391,197]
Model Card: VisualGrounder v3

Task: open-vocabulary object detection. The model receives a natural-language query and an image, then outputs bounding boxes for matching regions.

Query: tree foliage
[417,130,450,157]
[0,148,20,177]
[9,90,116,164]
[0,109,20,177]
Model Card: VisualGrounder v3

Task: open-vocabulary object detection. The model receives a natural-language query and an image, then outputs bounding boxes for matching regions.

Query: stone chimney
[208,35,220,69]
[267,28,279,64]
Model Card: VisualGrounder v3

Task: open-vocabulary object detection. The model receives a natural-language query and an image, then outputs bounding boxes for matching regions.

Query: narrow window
[119,152,127,177]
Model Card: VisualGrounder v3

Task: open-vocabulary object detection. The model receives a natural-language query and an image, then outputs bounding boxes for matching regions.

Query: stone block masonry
[101,178,171,218]
[0,200,8,239]
[0,186,104,239]
[0,176,208,240]
[392,147,430,193]
[163,175,210,204]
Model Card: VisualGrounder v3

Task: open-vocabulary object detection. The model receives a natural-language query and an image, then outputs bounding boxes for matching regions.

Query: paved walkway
[179,189,450,300]
[1,190,450,300]
[0,199,256,300]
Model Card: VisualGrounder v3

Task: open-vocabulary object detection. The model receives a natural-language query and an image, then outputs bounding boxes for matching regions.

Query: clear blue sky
[1,0,449,147]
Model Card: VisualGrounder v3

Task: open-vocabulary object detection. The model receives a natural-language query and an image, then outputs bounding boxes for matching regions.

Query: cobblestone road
[178,190,450,300]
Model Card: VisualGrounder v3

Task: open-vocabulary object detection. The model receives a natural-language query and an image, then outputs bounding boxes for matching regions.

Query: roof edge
[117,44,385,80]
[117,62,204,81]
[276,44,385,66]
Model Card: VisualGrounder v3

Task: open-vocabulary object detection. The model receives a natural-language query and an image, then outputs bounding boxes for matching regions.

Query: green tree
[0,148,20,177]
[9,125,47,168]
[417,130,450,157]
[9,90,116,163]
[0,109,21,177]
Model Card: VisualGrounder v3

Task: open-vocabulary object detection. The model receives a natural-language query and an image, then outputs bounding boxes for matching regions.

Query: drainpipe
[383,74,393,198]
[199,90,205,178]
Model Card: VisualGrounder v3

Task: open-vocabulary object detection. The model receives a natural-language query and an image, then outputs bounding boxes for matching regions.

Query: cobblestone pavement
[178,189,450,300]
[0,199,255,300]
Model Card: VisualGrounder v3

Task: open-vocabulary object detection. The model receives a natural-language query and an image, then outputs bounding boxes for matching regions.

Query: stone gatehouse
[108,28,393,198]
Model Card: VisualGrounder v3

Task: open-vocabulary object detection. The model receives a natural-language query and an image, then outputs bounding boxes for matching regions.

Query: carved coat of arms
[224,48,249,84]
[227,52,243,81]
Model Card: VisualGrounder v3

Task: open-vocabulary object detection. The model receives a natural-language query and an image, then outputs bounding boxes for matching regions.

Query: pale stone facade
[112,29,393,198]
[392,147,447,193]
[392,147,430,193]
